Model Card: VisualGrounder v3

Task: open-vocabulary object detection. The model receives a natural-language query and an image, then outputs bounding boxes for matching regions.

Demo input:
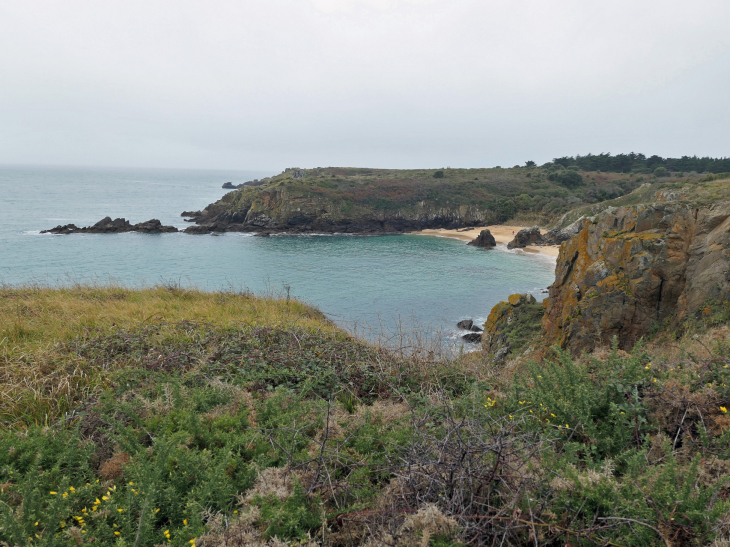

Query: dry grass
[0,284,331,355]
[0,285,335,430]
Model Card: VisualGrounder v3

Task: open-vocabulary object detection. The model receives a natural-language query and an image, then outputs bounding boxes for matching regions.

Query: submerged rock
[467,229,497,248]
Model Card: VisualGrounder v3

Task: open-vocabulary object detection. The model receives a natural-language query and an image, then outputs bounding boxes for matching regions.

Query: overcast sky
[1,0,729,171]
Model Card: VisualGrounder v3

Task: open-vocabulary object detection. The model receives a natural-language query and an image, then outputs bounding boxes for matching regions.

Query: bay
[0,165,556,349]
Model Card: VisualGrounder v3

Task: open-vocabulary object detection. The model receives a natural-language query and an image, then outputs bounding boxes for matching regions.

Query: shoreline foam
[412,225,560,258]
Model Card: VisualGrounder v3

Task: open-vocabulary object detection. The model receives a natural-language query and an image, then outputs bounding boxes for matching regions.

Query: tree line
[545,152,730,174]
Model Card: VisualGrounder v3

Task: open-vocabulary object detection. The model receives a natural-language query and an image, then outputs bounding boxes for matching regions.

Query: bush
[653,166,669,177]
[433,170,444,179]
[548,169,583,188]
[511,340,652,457]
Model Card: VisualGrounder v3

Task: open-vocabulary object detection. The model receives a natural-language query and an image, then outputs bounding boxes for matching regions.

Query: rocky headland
[179,165,672,235]
[42,216,178,234]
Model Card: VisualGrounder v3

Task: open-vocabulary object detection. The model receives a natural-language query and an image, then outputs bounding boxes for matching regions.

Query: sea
[1,165,556,351]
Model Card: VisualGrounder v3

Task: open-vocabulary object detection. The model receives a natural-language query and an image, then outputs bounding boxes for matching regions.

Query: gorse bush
[512,340,652,457]
[3,288,730,545]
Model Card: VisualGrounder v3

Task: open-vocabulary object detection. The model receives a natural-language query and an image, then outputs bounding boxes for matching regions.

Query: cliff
[543,190,730,352]
[181,166,674,234]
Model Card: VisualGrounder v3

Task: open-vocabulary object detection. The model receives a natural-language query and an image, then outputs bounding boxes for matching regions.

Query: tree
[524,160,536,168]
[557,170,583,189]
[653,166,669,178]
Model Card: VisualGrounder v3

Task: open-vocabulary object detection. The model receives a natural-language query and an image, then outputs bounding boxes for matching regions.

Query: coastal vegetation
[185,155,729,234]
[3,285,730,546]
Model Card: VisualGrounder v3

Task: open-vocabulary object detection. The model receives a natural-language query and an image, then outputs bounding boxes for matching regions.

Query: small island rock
[42,217,178,234]
[456,319,474,330]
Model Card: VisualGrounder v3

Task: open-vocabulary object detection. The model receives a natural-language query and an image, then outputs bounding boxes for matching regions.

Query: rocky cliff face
[184,186,496,234]
[543,198,730,352]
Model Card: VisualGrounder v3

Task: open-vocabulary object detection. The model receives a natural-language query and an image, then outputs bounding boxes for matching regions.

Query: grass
[2,286,730,546]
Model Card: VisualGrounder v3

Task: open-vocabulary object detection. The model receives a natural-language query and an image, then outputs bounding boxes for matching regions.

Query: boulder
[507,226,546,249]
[456,319,474,330]
[461,332,482,343]
[467,229,497,248]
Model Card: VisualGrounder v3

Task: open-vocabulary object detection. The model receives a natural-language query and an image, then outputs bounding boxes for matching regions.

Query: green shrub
[511,340,651,457]
[253,482,322,541]
[653,166,669,177]
[433,170,444,178]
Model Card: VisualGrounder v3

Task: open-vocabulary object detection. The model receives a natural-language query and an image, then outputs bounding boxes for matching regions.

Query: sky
[1,0,729,171]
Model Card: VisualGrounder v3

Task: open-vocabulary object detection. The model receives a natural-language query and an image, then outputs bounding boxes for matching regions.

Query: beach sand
[413,225,561,257]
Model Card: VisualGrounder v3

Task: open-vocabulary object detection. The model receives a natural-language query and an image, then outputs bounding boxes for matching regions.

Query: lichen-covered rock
[467,229,496,248]
[507,226,546,248]
[482,293,543,361]
[543,201,730,353]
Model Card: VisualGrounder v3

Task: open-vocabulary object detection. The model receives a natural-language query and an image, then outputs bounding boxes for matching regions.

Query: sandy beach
[413,225,561,257]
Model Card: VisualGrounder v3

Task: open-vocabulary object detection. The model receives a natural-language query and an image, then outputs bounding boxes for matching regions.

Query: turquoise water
[1,165,556,347]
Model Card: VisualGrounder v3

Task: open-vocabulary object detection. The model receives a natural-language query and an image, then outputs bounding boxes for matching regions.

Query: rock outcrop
[544,217,585,245]
[482,293,544,363]
[42,217,178,234]
[467,229,497,248]
[456,319,482,332]
[507,226,546,249]
[543,201,730,353]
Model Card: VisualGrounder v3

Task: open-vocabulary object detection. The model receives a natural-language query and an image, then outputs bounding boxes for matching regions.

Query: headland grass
[1,285,730,546]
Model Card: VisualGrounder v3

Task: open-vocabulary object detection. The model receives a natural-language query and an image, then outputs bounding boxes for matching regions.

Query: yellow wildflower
[721,407,728,413]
